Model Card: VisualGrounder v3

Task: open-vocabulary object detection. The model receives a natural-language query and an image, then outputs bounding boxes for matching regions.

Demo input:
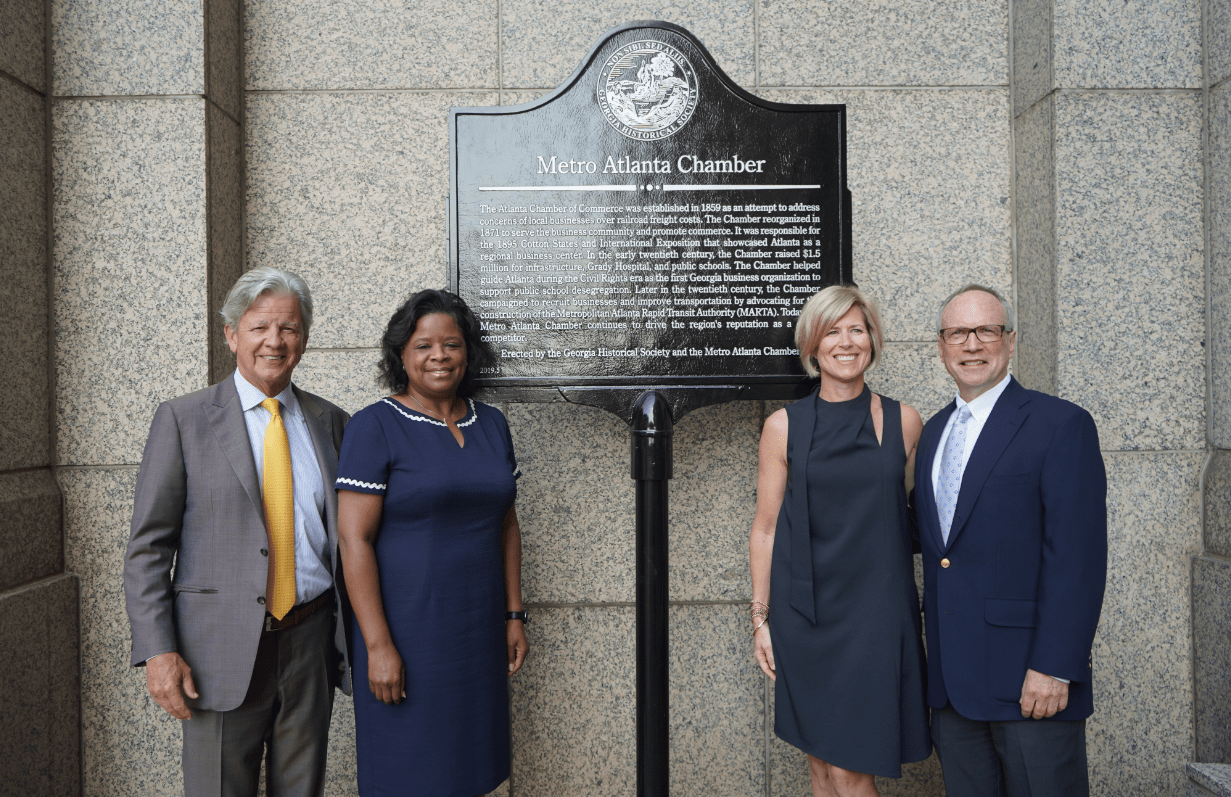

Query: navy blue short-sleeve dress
[336,397,519,797]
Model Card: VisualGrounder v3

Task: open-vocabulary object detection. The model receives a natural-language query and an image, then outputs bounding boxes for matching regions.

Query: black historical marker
[448,22,851,797]
[449,20,850,421]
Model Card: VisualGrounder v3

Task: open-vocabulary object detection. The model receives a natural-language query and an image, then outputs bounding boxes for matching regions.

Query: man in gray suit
[125,267,350,796]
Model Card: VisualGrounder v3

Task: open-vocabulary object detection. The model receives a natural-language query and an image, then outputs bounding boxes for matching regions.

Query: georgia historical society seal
[597,40,699,140]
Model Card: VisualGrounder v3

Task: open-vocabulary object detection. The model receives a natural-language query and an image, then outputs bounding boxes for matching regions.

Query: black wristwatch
[506,610,529,624]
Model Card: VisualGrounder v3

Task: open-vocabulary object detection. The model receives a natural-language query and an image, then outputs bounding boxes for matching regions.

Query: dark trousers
[931,703,1088,797]
[181,606,334,797]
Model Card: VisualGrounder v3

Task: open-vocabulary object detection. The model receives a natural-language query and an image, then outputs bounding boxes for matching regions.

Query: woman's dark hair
[378,289,494,397]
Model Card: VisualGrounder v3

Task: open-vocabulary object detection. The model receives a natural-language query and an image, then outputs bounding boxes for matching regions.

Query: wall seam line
[52,93,211,102]
[203,0,211,103]
[497,0,504,108]
[1008,0,1018,384]
[0,67,45,96]
[1194,0,1213,763]
[754,84,1007,92]
[240,0,249,277]
[205,94,240,127]
[753,0,761,90]
[1052,87,1202,95]
[43,0,81,788]
[245,86,503,96]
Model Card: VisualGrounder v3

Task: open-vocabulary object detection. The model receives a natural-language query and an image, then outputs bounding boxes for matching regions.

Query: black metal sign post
[446,20,851,794]
[631,391,672,797]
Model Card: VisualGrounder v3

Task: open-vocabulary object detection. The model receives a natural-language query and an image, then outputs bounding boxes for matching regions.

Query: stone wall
[18,0,1226,795]
[47,0,245,791]
[1198,0,1231,768]
[0,0,80,793]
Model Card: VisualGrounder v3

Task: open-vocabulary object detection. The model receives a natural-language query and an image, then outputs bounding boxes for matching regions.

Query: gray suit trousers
[181,607,334,797]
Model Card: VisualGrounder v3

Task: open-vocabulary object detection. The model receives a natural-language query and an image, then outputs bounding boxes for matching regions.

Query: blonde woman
[749,285,930,797]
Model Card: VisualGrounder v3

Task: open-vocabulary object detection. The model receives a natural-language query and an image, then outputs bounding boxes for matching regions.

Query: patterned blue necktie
[937,406,972,545]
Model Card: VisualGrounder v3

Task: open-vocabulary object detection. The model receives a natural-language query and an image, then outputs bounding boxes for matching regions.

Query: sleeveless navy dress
[336,398,519,797]
[769,386,931,777]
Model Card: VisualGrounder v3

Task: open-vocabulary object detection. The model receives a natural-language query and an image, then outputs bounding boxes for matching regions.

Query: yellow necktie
[261,398,296,620]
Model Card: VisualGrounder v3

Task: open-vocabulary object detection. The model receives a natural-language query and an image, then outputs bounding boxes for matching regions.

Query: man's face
[937,290,1015,402]
[224,292,306,397]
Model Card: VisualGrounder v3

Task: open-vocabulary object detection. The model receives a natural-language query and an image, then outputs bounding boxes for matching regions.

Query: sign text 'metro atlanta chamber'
[449,22,852,395]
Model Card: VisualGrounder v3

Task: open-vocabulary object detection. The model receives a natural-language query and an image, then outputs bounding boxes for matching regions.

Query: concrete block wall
[25,0,1220,795]
[0,0,80,793]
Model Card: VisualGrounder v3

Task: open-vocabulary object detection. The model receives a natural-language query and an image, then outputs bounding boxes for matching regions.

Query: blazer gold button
[940,558,950,568]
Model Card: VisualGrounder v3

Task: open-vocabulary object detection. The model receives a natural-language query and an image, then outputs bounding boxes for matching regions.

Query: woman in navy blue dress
[337,290,527,797]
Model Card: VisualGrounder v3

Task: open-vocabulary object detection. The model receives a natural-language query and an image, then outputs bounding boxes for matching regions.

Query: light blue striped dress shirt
[234,370,333,606]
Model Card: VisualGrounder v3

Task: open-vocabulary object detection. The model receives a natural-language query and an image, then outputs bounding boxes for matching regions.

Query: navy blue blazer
[913,377,1107,722]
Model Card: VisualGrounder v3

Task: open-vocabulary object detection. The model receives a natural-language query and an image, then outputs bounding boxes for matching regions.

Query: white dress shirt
[930,372,1013,495]
[234,370,333,606]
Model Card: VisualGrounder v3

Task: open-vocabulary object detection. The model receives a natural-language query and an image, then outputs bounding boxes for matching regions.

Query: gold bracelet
[752,616,768,634]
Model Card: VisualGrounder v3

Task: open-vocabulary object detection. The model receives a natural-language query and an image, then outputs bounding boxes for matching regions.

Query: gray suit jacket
[124,375,351,712]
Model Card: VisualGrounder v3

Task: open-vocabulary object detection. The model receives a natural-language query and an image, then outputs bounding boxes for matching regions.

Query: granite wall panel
[246,91,498,350]
[207,102,242,384]
[0,75,50,470]
[1194,555,1231,764]
[501,0,754,90]
[1188,763,1231,795]
[53,98,210,466]
[245,0,498,91]
[1015,96,1058,396]
[293,349,386,417]
[206,0,241,121]
[509,606,636,796]
[760,88,1012,342]
[0,574,80,797]
[323,699,358,797]
[0,470,62,592]
[60,467,185,796]
[1206,450,1231,559]
[1013,0,1052,117]
[51,0,204,97]
[864,343,970,424]
[0,0,45,91]
[1212,83,1231,448]
[501,89,551,107]
[669,604,765,796]
[1052,0,1201,89]
[669,402,760,601]
[1087,451,1203,796]
[505,401,634,604]
[758,0,1007,88]
[1053,92,1204,451]
[1213,0,1231,87]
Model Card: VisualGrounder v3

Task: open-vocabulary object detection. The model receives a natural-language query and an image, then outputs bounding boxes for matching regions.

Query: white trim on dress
[336,477,386,491]
[381,397,477,428]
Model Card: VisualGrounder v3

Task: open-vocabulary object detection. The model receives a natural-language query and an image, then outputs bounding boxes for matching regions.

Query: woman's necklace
[407,391,458,423]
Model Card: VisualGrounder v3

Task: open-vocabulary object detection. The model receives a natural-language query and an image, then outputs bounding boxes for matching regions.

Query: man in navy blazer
[914,285,1107,797]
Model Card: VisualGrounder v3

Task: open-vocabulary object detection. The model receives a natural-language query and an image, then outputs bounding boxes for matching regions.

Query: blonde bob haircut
[794,284,885,378]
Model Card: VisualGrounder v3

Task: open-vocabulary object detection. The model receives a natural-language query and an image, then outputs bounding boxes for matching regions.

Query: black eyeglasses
[939,325,1011,345]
